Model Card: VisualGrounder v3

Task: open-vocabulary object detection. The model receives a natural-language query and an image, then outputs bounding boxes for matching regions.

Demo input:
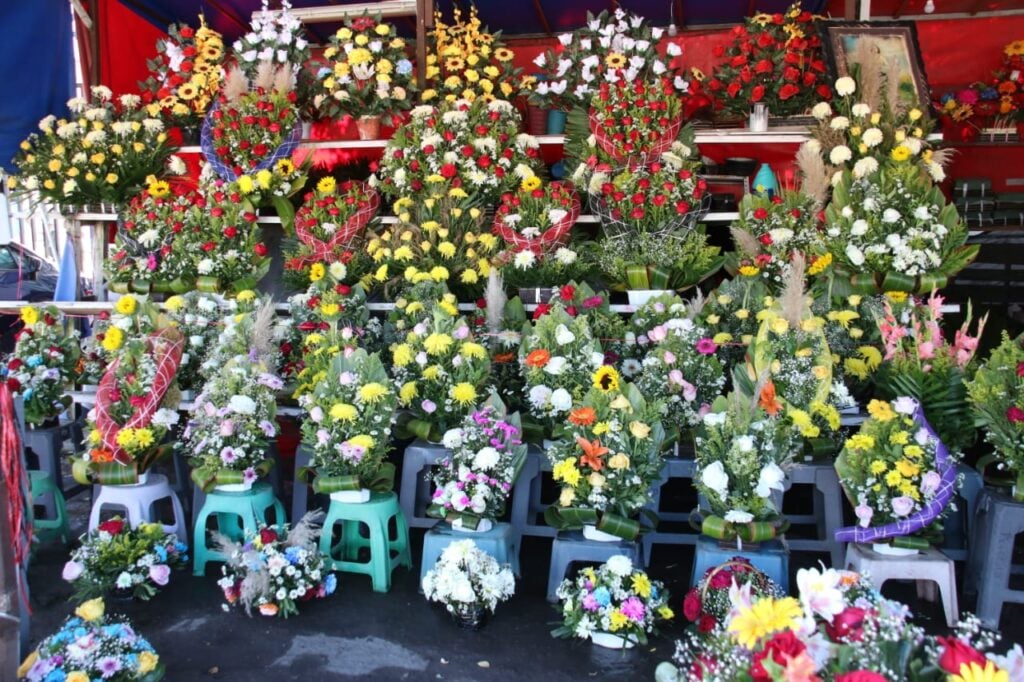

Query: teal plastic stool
[29,470,70,544]
[691,535,790,592]
[420,521,520,589]
[320,492,412,593]
[192,482,286,576]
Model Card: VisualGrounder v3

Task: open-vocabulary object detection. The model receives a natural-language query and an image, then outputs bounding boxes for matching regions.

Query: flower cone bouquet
[967,332,1024,498]
[545,383,666,541]
[298,349,398,495]
[4,305,79,427]
[428,395,528,530]
[139,16,225,128]
[588,78,685,168]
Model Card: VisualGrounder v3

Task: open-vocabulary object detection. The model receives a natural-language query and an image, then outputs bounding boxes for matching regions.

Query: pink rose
[663,350,677,365]
[920,471,941,496]
[220,420,235,437]
[855,504,873,528]
[682,380,697,402]
[62,560,84,582]
[149,564,171,586]
[648,325,667,343]
[668,369,684,386]
[891,496,914,517]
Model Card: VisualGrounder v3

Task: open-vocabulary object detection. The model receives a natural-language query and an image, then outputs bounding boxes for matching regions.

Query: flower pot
[590,631,636,649]
[870,542,920,557]
[356,115,382,141]
[748,104,769,133]
[583,524,622,543]
[450,604,489,630]
[546,109,567,135]
[330,488,371,504]
[452,518,493,533]
[215,480,254,493]
[627,290,674,307]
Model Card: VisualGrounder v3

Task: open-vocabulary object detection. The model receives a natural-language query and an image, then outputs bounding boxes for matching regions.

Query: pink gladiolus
[917,342,935,360]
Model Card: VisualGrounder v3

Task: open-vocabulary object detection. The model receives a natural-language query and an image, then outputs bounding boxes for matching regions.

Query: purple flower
[62,560,84,581]
[259,419,277,437]
[242,467,257,484]
[582,594,600,612]
[421,399,437,414]
[98,656,122,678]
[621,596,646,622]
[220,447,238,465]
[891,496,914,517]
[920,471,941,496]
[340,442,365,462]
[258,373,284,390]
[149,564,170,586]
[316,429,330,446]
[695,338,718,355]
[453,325,470,340]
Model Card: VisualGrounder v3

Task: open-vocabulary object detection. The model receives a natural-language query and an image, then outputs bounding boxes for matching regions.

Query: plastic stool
[29,470,69,544]
[642,457,699,565]
[320,491,412,593]
[783,461,846,568]
[692,535,791,592]
[398,440,447,529]
[519,448,559,538]
[420,521,520,588]
[547,531,642,602]
[192,482,286,576]
[941,463,984,561]
[965,489,1024,629]
[845,542,958,627]
[89,473,187,540]
[22,425,63,518]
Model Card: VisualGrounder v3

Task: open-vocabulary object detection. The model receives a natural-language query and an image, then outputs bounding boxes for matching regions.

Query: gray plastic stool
[546,531,641,602]
[941,463,984,561]
[965,488,1024,628]
[784,461,846,568]
[520,448,559,538]
[398,439,447,528]
[22,425,64,518]
[420,521,520,588]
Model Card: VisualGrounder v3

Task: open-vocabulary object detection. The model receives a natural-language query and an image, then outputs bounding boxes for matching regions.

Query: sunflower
[751,12,773,26]
[592,366,620,393]
[177,83,198,101]
[950,661,1010,682]
[1005,40,1024,57]
[445,56,465,71]
[494,47,514,62]
[604,52,627,69]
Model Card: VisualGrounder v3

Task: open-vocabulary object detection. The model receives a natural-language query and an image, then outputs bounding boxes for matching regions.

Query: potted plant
[553,554,673,649]
[422,539,516,629]
[967,332,1024,498]
[62,518,187,602]
[4,305,79,429]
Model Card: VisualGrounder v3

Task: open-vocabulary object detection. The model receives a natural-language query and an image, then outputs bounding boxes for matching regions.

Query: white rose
[845,244,865,266]
[554,324,575,346]
[755,463,786,498]
[543,356,567,375]
[850,219,869,236]
[228,395,257,415]
[550,388,572,412]
[882,209,901,224]
[700,461,730,501]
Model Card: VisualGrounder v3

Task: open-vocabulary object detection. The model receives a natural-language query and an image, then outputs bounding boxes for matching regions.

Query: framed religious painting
[818,20,930,109]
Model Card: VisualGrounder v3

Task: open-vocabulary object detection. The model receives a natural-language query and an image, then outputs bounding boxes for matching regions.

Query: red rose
[683,589,701,621]
[753,207,769,220]
[751,631,807,682]
[254,243,268,257]
[778,84,801,100]
[1016,361,1024,377]
[7,358,23,371]
[937,637,989,675]
[223,226,238,239]
[826,606,868,642]
[751,85,766,102]
[179,26,194,38]
[835,673,888,682]
[336,284,352,295]
[532,303,551,320]
[560,284,575,301]
[759,233,773,246]
[754,59,773,75]
[565,306,578,317]
[1007,406,1024,424]
[727,82,742,98]
[698,615,717,633]
[6,377,20,392]
[259,528,279,545]
[440,164,458,179]
[98,518,126,535]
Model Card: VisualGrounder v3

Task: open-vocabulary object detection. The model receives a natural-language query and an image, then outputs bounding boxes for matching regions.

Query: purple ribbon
[835,406,957,544]
[200,101,302,182]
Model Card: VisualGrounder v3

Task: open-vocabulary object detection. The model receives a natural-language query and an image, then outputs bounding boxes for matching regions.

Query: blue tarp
[0,0,75,171]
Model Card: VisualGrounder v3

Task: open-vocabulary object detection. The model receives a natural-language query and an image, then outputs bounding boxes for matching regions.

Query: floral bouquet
[285,176,379,281]
[83,295,162,378]
[635,318,726,437]
[918,618,1022,681]
[626,292,690,351]
[492,180,580,254]
[422,539,516,629]
[553,554,672,648]
[383,279,462,344]
[546,383,666,541]
[539,281,628,362]
[298,349,397,497]
[139,16,225,128]
[518,305,604,436]
[77,321,183,485]
[814,293,885,398]
[592,228,723,293]
[17,599,164,681]
[202,64,300,181]
[389,309,492,442]
[530,8,691,112]
[4,305,79,426]
[694,394,801,542]
[63,517,187,602]
[11,87,181,209]
[196,292,283,381]
[372,98,542,204]
[681,557,784,636]
[422,5,525,103]
[835,397,955,550]
[493,245,589,294]
[707,2,830,118]
[161,292,223,393]
[589,79,684,167]
[825,164,977,294]
[429,397,528,530]
[315,16,415,121]
[216,512,335,618]
[967,332,1024,497]
[231,0,310,83]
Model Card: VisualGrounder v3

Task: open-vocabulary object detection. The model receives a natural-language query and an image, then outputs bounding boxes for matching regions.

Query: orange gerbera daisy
[759,380,782,417]
[576,436,609,472]
[525,348,551,368]
[569,407,597,426]
[91,448,114,463]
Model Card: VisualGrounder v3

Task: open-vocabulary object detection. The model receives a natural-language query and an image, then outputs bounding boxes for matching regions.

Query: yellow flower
[460,342,486,360]
[770,317,789,335]
[552,458,581,487]
[359,383,389,403]
[904,445,924,458]
[631,572,652,598]
[845,434,875,452]
[422,365,441,382]
[138,651,160,675]
[739,265,760,277]
[885,469,903,487]
[891,145,911,162]
[870,460,888,475]
[115,295,137,315]
[374,23,391,36]
[858,346,883,370]
[608,453,630,470]
[558,487,576,506]
[256,169,272,189]
[67,672,90,682]
[896,459,920,477]
[19,306,39,326]
[605,52,627,68]
[348,434,375,451]
[430,266,449,282]
[134,428,154,449]
[889,430,909,445]
[236,175,254,194]
[424,333,453,356]
[867,399,895,422]
[17,651,39,679]
[808,252,833,275]
[392,343,413,366]
[309,262,326,282]
[101,326,124,352]
[399,381,418,404]
[609,610,629,632]
[317,176,337,194]
[276,158,295,174]
[727,596,802,649]
[451,382,477,405]
[885,291,908,304]
[330,403,358,422]
[658,605,675,620]
[592,366,620,393]
[438,241,457,258]
[520,175,541,192]
[713,332,734,344]
[628,421,651,439]
[75,597,105,622]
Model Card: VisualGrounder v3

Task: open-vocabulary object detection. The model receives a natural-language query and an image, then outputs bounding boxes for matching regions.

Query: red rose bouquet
[139,16,225,128]
[589,78,683,167]
[493,179,580,254]
[3,305,79,426]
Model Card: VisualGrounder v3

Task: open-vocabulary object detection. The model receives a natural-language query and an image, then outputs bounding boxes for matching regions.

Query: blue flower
[175,541,188,553]
[23,388,34,401]
[155,546,168,562]
[73,627,87,638]
[44,669,66,682]
[397,59,413,76]
[26,355,43,368]
[325,573,337,595]
[982,87,999,100]
[593,587,611,607]
[650,585,659,600]
[284,547,302,565]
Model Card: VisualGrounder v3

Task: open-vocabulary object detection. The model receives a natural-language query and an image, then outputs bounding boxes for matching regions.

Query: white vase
[583,525,621,543]
[452,518,493,533]
[590,631,636,649]
[216,480,254,493]
[870,542,919,556]
[627,290,673,307]
[330,488,371,503]
[748,103,769,133]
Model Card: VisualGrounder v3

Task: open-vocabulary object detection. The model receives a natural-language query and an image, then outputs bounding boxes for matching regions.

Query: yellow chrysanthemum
[867,399,896,422]
[870,459,888,475]
[459,342,486,360]
[885,469,903,487]
[845,434,875,452]
[359,383,389,403]
[309,263,326,282]
[739,265,760,277]
[520,175,541,192]
[330,403,358,422]
[101,326,124,352]
[451,382,477,405]
[631,572,652,598]
[19,306,39,326]
[115,295,137,315]
[552,458,581,487]
[317,176,337,194]
[609,610,629,632]
[399,381,418,404]
[423,333,453,356]
[422,365,442,381]
[320,303,340,317]
[392,343,413,366]
[727,596,803,649]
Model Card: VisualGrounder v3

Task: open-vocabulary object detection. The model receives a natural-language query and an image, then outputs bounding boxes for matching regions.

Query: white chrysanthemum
[829,145,852,164]
[851,103,871,117]
[861,128,884,148]
[830,116,850,130]
[513,250,536,270]
[605,555,633,577]
[852,157,879,179]
[554,247,577,265]
[835,77,856,96]
[811,102,832,120]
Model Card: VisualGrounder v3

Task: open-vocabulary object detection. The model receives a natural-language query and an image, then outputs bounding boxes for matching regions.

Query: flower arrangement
[372,98,542,204]
[635,317,726,435]
[546,383,666,541]
[553,554,672,647]
[161,292,223,393]
[698,277,772,370]
[422,540,516,632]
[589,79,684,166]
[492,180,580,254]
[183,302,281,491]
[78,320,183,485]
[139,17,225,127]
[422,6,526,103]
[530,8,690,112]
[835,396,952,549]
[315,15,415,120]
[62,518,187,602]
[389,309,492,441]
[429,398,528,530]
[824,164,978,294]
[967,332,1024,497]
[591,228,723,293]
[17,599,164,681]
[11,88,181,208]
[4,305,79,426]
[922,618,1021,682]
[626,293,690,348]
[298,349,397,496]
[195,291,282,381]
[814,294,885,397]
[493,245,588,293]
[694,394,801,542]
[707,2,831,117]
[384,279,463,342]
[216,512,335,618]
[539,281,628,361]
[231,0,310,82]
[518,305,604,435]
[936,84,1002,142]
[681,558,784,636]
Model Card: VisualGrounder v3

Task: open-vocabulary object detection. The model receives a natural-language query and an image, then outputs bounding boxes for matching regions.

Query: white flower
[829,146,852,165]
[861,127,884,148]
[835,77,856,96]
[830,116,850,130]
[138,229,161,247]
[904,137,922,155]
[554,324,575,346]
[811,102,832,120]
[228,395,257,415]
[803,139,821,155]
[554,248,577,265]
[913,206,932,221]
[329,262,347,280]
[735,435,754,453]
[851,103,871,117]
[528,385,552,409]
[168,155,187,175]
[605,555,633,577]
[703,411,727,427]
[152,408,180,428]
[700,461,729,501]
[724,510,754,523]
[928,162,946,182]
[845,244,865,266]
[442,428,464,450]
[882,208,901,224]
[550,388,572,412]
[513,250,536,270]
[852,157,879,179]
[543,356,567,375]
[197,258,214,275]
[796,567,845,622]
[755,463,786,498]
[892,396,918,415]
[850,219,869,236]
[768,228,793,244]
[473,447,501,470]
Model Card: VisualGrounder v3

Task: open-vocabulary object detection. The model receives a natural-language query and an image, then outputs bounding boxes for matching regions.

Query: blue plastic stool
[320,491,412,593]
[546,531,642,602]
[420,521,520,588]
[642,455,699,565]
[965,488,1024,628]
[940,463,984,561]
[691,535,790,592]
[783,461,846,568]
[192,482,286,576]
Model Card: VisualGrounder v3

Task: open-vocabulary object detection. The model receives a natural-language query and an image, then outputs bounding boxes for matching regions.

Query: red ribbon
[293,183,379,268]
[493,182,581,254]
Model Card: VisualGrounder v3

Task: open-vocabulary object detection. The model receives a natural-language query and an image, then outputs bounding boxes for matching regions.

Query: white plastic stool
[844,542,958,627]
[88,473,188,541]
